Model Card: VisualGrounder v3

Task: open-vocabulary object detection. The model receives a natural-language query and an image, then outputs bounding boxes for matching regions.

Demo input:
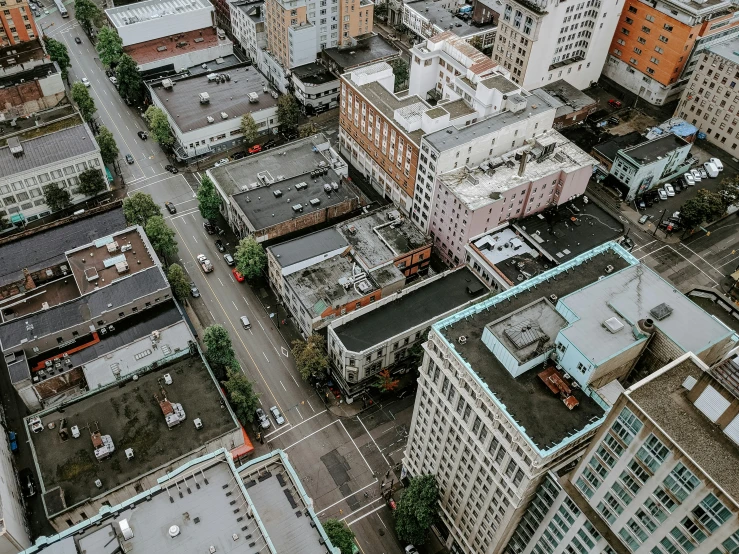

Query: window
[645,14,654,22]
[692,493,731,532]
[641,25,650,33]
[636,434,670,472]
[663,463,700,502]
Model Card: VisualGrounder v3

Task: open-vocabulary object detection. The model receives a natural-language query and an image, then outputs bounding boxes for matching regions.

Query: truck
[197,254,213,273]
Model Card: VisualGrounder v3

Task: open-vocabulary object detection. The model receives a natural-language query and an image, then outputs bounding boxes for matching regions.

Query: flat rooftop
[440,130,595,211]
[514,196,623,263]
[30,356,238,517]
[424,90,556,152]
[0,121,98,180]
[292,62,337,85]
[269,227,348,269]
[232,169,357,231]
[629,355,739,503]
[323,33,399,71]
[535,80,596,118]
[621,133,689,166]
[125,27,230,66]
[338,208,429,269]
[0,62,58,88]
[0,39,45,72]
[406,0,496,38]
[209,134,341,196]
[592,131,646,163]
[709,37,739,64]
[107,0,211,28]
[334,268,486,352]
[559,264,733,365]
[150,65,277,134]
[470,227,550,284]
[0,207,126,289]
[437,245,636,453]
[22,449,334,554]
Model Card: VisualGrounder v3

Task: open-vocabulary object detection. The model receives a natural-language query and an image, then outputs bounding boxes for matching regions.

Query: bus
[54,0,68,18]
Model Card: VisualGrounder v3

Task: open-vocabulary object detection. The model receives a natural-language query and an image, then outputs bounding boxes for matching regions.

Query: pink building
[429,129,595,266]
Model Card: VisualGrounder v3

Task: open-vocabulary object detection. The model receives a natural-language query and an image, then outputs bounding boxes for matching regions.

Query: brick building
[0,0,38,46]
[0,62,65,119]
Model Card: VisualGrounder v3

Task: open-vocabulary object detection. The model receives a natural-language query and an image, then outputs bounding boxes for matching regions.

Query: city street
[38,11,412,554]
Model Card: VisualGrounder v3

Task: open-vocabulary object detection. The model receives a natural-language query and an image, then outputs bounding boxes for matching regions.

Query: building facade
[291,62,340,113]
[676,39,739,157]
[231,0,266,61]
[604,0,739,106]
[0,420,31,553]
[402,0,497,48]
[0,0,38,46]
[490,0,620,90]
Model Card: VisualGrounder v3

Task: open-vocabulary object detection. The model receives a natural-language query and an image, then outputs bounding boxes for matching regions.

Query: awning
[105,167,113,182]
[10,214,25,224]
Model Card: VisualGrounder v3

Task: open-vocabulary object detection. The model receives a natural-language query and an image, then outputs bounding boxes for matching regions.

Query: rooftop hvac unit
[248,92,259,103]
[309,198,320,207]
[292,204,304,213]
[220,112,228,119]
[273,189,283,197]
[115,261,129,274]
[387,209,401,221]
[120,519,134,540]
[162,78,173,90]
[323,184,332,193]
[332,182,338,191]
[207,116,215,124]
[295,182,308,190]
[106,241,119,253]
[603,317,624,334]
[199,92,210,104]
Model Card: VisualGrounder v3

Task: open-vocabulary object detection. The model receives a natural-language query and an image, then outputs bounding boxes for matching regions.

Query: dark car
[165,165,179,174]
[190,283,200,298]
[644,196,654,207]
[215,239,225,252]
[125,154,134,164]
[215,225,225,236]
[608,116,620,125]
[203,221,215,234]
[137,131,148,140]
[165,201,177,214]
[19,468,35,498]
[637,199,646,210]
[232,152,246,160]
[263,140,276,149]
[608,99,622,108]
[74,36,82,44]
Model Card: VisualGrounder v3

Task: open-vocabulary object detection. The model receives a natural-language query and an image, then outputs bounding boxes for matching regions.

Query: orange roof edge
[230,426,255,459]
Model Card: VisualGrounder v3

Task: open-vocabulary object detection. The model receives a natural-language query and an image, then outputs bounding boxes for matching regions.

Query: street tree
[679,196,706,232]
[223,368,260,425]
[122,191,161,226]
[76,168,107,197]
[144,105,174,147]
[389,58,409,92]
[696,188,726,221]
[718,174,739,203]
[323,519,355,554]
[469,35,484,51]
[145,215,178,263]
[42,183,72,212]
[74,0,102,34]
[96,26,123,67]
[394,474,439,546]
[240,114,260,143]
[292,334,328,381]
[203,324,238,372]
[44,37,70,79]
[71,81,96,121]
[96,126,119,164]
[116,54,144,106]
[167,263,191,301]
[277,94,300,134]
[234,236,266,280]
[197,176,222,221]
[374,369,400,392]
[299,121,317,138]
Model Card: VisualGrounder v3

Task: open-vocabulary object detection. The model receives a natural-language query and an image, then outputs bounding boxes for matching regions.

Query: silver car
[255,408,270,429]
[270,406,285,425]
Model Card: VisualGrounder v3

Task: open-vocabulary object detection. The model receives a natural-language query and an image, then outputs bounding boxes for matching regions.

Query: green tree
[167,263,190,301]
[74,0,102,34]
[42,183,72,212]
[696,188,726,221]
[292,334,328,381]
[223,368,260,425]
[277,94,300,134]
[197,176,222,221]
[679,196,706,232]
[95,26,123,67]
[323,519,355,554]
[469,36,483,51]
[76,168,107,197]
[299,121,317,138]
[144,105,174,147]
[394,474,439,546]
[122,191,161,226]
[240,113,260,143]
[234,236,266,280]
[145,215,178,263]
[374,2,388,18]
[718,174,739,204]
[71,81,96,121]
[116,54,144,106]
[389,58,409,92]
[374,368,400,392]
[44,37,70,79]
[203,324,238,371]
[96,126,119,165]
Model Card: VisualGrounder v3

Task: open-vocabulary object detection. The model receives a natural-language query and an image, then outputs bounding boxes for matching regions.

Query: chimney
[518,152,528,176]
[22,268,36,291]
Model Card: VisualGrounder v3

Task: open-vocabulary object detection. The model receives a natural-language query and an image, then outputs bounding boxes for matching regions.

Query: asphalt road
[39,15,412,554]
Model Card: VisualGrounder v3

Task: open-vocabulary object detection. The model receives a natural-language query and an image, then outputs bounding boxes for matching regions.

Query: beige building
[676,37,739,156]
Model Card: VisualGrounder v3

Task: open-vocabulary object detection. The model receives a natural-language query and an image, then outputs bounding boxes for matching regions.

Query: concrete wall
[137,40,234,73]
[114,8,214,47]
[0,73,65,117]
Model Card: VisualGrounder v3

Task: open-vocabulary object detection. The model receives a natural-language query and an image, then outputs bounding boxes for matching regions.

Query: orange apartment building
[0,0,38,46]
[603,0,739,105]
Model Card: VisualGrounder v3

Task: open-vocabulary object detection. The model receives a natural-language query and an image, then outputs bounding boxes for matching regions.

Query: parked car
[658,188,668,201]
[190,283,200,297]
[232,268,245,282]
[710,157,724,171]
[164,201,177,214]
[215,239,225,252]
[203,221,216,234]
[608,116,620,125]
[644,196,654,207]
[683,172,695,186]
[673,182,683,193]
[8,431,17,453]
[240,316,251,329]
[248,144,262,154]
[125,154,134,164]
[81,77,90,87]
[232,152,246,160]
[703,161,719,178]
[637,199,646,210]
[165,165,179,174]
[699,168,708,179]
[197,254,213,273]
[270,406,285,425]
[691,168,702,182]
[137,131,148,140]
[263,140,276,149]
[664,183,675,197]
[109,76,118,85]
[19,468,35,498]
[608,99,622,108]
[214,158,230,167]
[255,408,271,429]
[74,36,82,44]
[224,253,235,266]
[638,214,650,224]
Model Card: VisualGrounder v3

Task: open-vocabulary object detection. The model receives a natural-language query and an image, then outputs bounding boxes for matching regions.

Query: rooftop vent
[168,525,180,538]
[309,198,320,207]
[295,182,308,190]
[603,317,624,334]
[649,302,673,321]
[273,189,283,198]
[207,116,215,124]
[292,203,303,213]
[8,137,23,157]
[220,111,228,119]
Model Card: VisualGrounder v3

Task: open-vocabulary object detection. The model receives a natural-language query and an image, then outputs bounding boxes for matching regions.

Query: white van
[240,316,251,330]
[704,161,719,178]
[710,157,724,172]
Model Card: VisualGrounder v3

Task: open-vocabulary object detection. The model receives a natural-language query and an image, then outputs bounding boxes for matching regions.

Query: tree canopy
[71,81,96,121]
[145,215,178,263]
[203,324,238,369]
[299,121,317,138]
[394,474,439,546]
[223,369,260,425]
[322,519,355,554]
[390,58,409,92]
[234,236,266,280]
[197,176,222,221]
[292,334,328,381]
[42,183,72,212]
[277,94,300,133]
[167,263,190,301]
[374,368,400,392]
[144,105,174,147]
[123,191,161,226]
[76,168,107,197]
[74,0,102,34]
[44,37,70,79]
[240,114,260,143]
[96,126,119,165]
[116,54,144,106]
[96,26,123,67]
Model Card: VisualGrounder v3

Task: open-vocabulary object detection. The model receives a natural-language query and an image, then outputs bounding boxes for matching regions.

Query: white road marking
[357,415,390,466]
[269,409,327,442]
[258,321,265,331]
[242,296,249,306]
[208,310,215,319]
[344,505,386,526]
[232,301,238,310]
[127,174,182,192]
[192,235,199,244]
[248,329,254,336]
[637,244,667,260]
[339,420,373,473]
[291,374,299,386]
[263,351,269,363]
[281,346,290,357]
[280,380,286,391]
[295,406,303,420]
[264,424,292,438]
[307,400,315,412]
[632,239,657,252]
[677,242,724,276]
[317,480,379,515]
[218,278,224,287]
[284,420,339,451]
